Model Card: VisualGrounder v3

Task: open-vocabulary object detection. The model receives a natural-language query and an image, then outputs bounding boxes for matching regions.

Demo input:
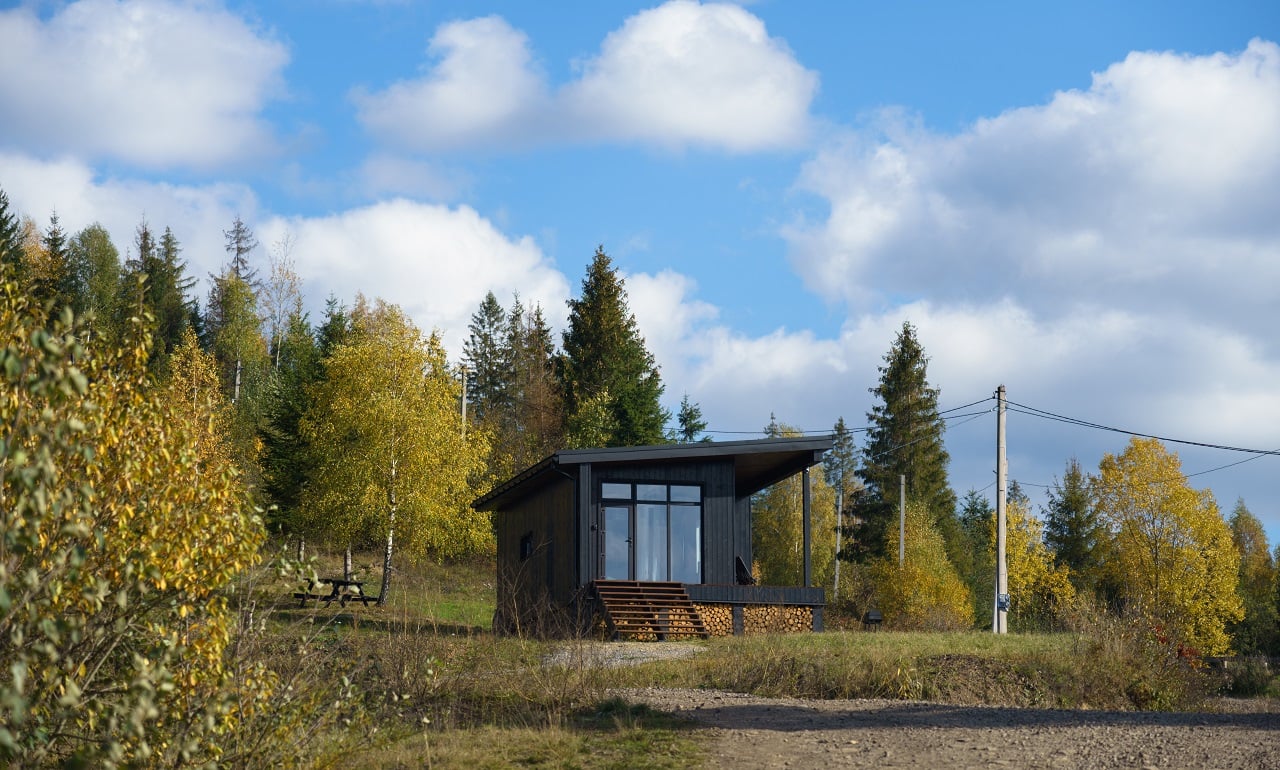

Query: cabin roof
[472,436,832,511]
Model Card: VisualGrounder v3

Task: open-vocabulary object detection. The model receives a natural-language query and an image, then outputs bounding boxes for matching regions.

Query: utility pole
[994,385,1008,634]
[899,473,906,567]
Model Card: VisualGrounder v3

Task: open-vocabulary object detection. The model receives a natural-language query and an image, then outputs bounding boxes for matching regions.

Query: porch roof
[472,436,832,511]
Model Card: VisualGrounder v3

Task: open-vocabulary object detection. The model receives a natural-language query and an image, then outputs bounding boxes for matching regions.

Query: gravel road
[619,687,1280,769]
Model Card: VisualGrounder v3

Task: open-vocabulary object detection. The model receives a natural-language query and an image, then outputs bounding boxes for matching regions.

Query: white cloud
[0,0,287,168]
[353,1,817,153]
[0,152,255,284]
[788,39,1280,329]
[560,0,817,150]
[259,200,571,356]
[352,16,547,151]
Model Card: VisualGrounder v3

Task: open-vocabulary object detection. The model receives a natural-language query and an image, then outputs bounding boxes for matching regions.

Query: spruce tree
[39,213,76,312]
[559,246,669,447]
[0,188,24,285]
[676,393,708,442]
[1043,457,1105,593]
[223,215,259,285]
[505,297,562,466]
[854,321,955,559]
[462,291,512,423]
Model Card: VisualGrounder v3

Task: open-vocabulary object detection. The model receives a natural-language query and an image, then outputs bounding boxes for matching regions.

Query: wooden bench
[294,578,379,608]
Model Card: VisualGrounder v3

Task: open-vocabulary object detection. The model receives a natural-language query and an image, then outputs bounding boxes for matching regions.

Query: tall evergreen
[38,213,76,312]
[504,296,562,467]
[1043,457,1105,593]
[223,215,259,285]
[958,489,995,626]
[853,321,955,559]
[123,222,195,371]
[260,311,321,536]
[558,246,669,447]
[0,187,24,284]
[462,291,512,423]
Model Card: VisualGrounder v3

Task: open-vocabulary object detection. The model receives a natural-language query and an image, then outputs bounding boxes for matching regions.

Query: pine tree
[854,321,955,559]
[559,246,669,447]
[504,297,562,467]
[1043,457,1106,593]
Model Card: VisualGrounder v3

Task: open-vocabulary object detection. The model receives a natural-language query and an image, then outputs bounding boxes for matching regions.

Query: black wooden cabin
[473,436,832,638]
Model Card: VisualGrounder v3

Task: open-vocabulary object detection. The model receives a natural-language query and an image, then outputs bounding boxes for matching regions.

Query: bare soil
[620,688,1279,769]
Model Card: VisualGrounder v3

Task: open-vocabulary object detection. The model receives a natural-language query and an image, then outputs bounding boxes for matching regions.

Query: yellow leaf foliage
[1094,438,1244,656]
[869,501,974,630]
[990,497,1076,630]
[0,276,266,765]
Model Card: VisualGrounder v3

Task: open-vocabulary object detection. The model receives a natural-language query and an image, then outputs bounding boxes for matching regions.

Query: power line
[1005,400,1280,456]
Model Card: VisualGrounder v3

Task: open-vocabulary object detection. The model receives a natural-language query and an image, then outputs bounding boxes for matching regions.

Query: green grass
[241,545,1255,768]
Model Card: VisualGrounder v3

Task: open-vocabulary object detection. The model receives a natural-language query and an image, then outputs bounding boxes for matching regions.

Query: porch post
[803,467,812,588]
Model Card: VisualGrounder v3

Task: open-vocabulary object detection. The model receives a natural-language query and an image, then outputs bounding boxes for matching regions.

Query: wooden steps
[593,580,709,641]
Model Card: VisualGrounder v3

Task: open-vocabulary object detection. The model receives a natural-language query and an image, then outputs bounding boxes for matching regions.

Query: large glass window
[600,482,701,583]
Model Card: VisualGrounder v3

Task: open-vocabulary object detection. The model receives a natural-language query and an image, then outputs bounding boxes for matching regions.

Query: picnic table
[294,578,378,607]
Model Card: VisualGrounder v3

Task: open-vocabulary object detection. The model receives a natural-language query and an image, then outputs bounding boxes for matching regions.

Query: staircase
[593,580,710,641]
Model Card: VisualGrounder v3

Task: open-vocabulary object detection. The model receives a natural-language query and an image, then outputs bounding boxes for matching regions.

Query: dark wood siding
[495,472,577,606]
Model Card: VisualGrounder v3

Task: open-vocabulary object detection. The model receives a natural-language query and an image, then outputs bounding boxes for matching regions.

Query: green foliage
[752,422,836,587]
[463,290,511,423]
[68,223,124,344]
[674,392,708,443]
[1044,457,1107,594]
[868,501,974,630]
[0,188,24,284]
[0,271,268,765]
[854,321,955,559]
[559,247,669,448]
[1093,438,1244,656]
[1227,499,1279,655]
[958,489,995,626]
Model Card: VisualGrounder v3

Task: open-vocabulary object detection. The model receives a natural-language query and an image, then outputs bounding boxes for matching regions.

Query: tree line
[795,321,1277,657]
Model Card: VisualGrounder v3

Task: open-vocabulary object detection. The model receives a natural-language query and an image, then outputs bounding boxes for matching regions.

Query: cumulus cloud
[787,39,1280,328]
[259,200,571,356]
[0,0,287,168]
[353,1,817,153]
[353,16,547,151]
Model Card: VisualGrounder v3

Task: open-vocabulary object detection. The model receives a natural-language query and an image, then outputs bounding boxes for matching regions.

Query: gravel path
[619,688,1280,769]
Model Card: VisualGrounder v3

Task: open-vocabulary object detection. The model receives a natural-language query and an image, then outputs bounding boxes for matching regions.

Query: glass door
[602,504,631,580]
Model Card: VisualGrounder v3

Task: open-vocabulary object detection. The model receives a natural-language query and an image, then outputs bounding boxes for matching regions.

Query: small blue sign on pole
[997,593,1010,611]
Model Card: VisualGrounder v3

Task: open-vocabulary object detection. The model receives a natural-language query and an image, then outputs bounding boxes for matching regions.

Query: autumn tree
[559,246,669,447]
[1227,499,1279,655]
[1093,438,1243,655]
[751,420,837,588]
[302,298,493,604]
[867,500,974,630]
[995,496,1077,630]
[0,268,270,765]
[854,321,956,559]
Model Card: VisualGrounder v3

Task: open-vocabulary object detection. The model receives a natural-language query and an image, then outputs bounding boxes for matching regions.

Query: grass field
[248,547,1276,768]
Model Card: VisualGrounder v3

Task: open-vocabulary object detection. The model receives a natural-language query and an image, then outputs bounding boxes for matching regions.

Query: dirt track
[621,688,1280,769]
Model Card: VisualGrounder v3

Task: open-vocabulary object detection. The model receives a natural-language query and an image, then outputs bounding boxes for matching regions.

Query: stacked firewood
[743,605,812,634]
[695,603,734,636]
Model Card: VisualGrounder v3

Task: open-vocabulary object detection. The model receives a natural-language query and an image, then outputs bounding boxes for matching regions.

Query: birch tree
[302,298,492,604]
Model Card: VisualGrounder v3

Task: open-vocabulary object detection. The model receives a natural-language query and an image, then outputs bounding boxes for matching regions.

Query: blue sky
[2,0,1279,542]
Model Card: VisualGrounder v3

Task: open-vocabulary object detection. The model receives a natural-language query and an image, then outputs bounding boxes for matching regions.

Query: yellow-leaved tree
[302,297,493,604]
[869,500,973,630]
[0,274,268,765]
[751,422,837,587]
[993,497,1076,631]
[1094,438,1243,656]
